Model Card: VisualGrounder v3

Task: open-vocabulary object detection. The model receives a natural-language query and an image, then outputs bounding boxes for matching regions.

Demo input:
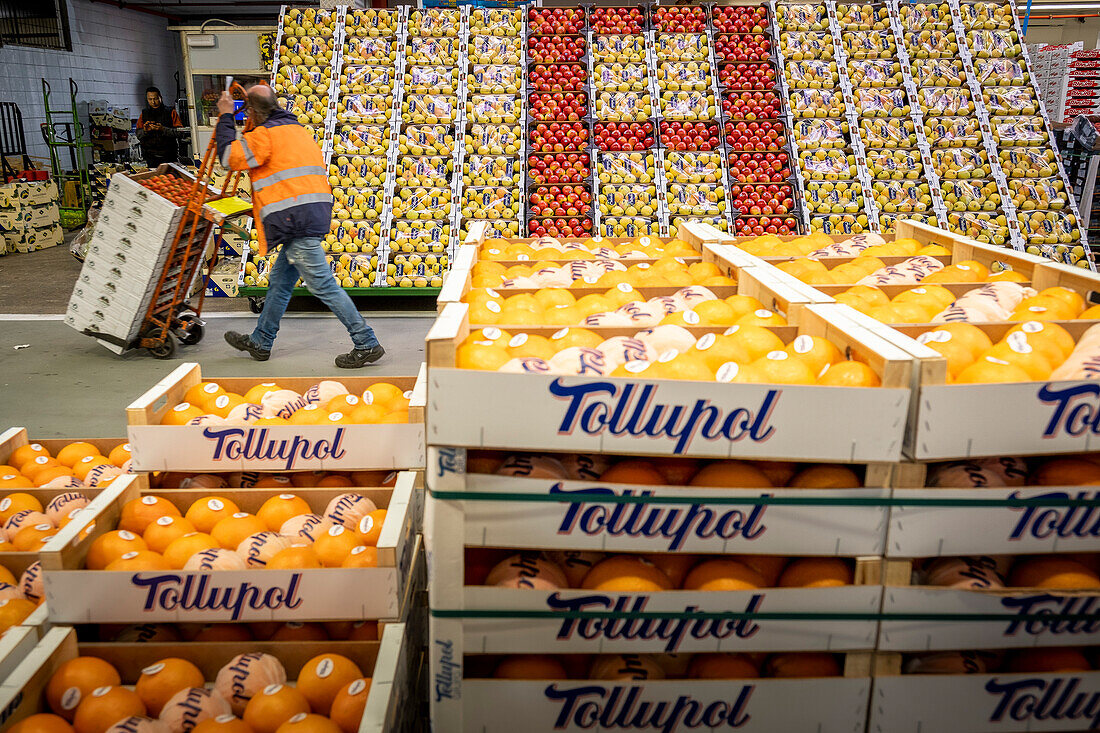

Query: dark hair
[146,86,161,95]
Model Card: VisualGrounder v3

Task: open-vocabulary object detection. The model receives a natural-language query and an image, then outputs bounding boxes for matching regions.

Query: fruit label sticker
[871,672,1100,733]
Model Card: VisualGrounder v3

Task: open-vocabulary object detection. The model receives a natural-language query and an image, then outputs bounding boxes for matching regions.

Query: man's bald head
[246,84,278,122]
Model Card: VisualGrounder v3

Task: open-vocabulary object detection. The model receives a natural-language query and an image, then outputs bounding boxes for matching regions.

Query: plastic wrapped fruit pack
[465,219,521,238]
[898,3,951,30]
[784,59,840,88]
[974,58,1029,86]
[919,87,975,116]
[719,63,778,90]
[793,118,848,148]
[330,157,387,187]
[776,3,829,30]
[333,187,385,219]
[595,121,656,151]
[337,94,391,123]
[527,7,585,34]
[670,216,728,236]
[799,149,856,179]
[655,34,710,62]
[729,152,790,182]
[591,7,647,34]
[282,36,334,63]
[400,124,455,156]
[598,152,655,183]
[866,149,924,180]
[804,181,864,214]
[592,34,646,62]
[871,180,933,213]
[736,214,798,234]
[723,90,781,119]
[842,31,897,60]
[860,118,917,148]
[345,8,398,34]
[470,35,521,65]
[654,5,707,32]
[594,63,648,91]
[333,124,387,155]
[967,29,1022,58]
[462,187,521,220]
[527,184,591,219]
[530,62,588,92]
[596,91,653,121]
[344,36,398,64]
[960,1,1015,29]
[809,213,870,234]
[910,59,965,87]
[276,67,330,95]
[1008,178,1067,210]
[404,65,459,94]
[331,219,382,253]
[999,148,1058,178]
[855,87,911,118]
[391,220,450,251]
[991,116,1049,147]
[848,59,903,88]
[779,31,834,60]
[661,91,716,120]
[407,36,459,65]
[666,183,726,215]
[713,5,769,34]
[715,34,773,62]
[880,211,939,233]
[340,65,394,95]
[657,61,712,91]
[393,187,452,220]
[470,8,521,35]
[837,3,891,29]
[282,7,335,34]
[662,120,719,151]
[466,124,522,155]
[395,156,452,188]
[941,179,1002,211]
[730,183,795,215]
[402,94,457,124]
[467,94,520,124]
[602,217,662,237]
[924,117,982,147]
[464,155,519,187]
[947,211,1010,244]
[469,64,522,94]
[908,30,959,58]
[664,151,723,183]
[600,184,659,215]
[1017,210,1081,244]
[529,92,587,122]
[790,88,846,117]
[409,8,460,36]
[983,87,1038,116]
[931,148,991,179]
[528,35,587,63]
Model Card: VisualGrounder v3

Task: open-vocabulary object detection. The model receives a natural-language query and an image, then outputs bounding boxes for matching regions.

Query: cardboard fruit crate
[430,647,889,733]
[829,306,1100,459]
[870,664,1100,732]
[125,363,427,472]
[0,625,413,733]
[39,471,421,624]
[0,625,39,685]
[426,301,916,462]
[877,555,1099,651]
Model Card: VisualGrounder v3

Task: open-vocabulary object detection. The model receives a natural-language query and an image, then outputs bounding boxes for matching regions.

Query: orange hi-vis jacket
[215,108,332,256]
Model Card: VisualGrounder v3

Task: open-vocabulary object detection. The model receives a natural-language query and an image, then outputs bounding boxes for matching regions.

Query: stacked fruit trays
[775,1,873,236]
[271,6,340,152]
[588,8,661,238]
[656,7,731,237]
[389,8,464,288]
[461,9,526,241]
[527,7,594,239]
[714,4,794,237]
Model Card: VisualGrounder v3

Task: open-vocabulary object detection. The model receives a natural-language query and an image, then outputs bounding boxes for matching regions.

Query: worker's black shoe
[224,331,271,361]
[336,345,385,368]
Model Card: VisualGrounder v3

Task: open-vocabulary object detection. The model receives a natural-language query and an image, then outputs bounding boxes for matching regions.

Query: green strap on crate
[429,608,1098,622]
[427,489,1100,508]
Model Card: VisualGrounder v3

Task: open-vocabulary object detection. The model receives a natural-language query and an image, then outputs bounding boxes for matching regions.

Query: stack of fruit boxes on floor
[424,223,925,730]
[0,365,432,733]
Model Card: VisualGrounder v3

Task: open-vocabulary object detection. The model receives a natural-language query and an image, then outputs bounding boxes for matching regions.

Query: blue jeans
[252,236,379,351]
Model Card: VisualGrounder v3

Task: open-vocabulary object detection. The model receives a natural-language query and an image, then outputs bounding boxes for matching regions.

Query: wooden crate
[125,363,427,472]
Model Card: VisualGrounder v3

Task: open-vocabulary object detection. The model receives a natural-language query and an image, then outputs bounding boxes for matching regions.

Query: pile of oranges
[915,553,1100,591]
[150,470,398,491]
[83,491,388,572]
[470,256,732,292]
[0,489,90,553]
[476,235,699,263]
[914,320,1098,383]
[470,550,856,591]
[928,453,1100,487]
[1,441,131,490]
[837,283,1100,324]
[161,380,411,427]
[0,560,41,636]
[476,651,846,680]
[777,251,1005,288]
[478,451,867,488]
[457,323,883,386]
[11,651,372,733]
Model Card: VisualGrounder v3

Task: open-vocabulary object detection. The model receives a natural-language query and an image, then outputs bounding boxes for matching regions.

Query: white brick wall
[0,0,182,163]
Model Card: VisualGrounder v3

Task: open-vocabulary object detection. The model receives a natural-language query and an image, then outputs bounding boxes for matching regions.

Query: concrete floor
[0,242,435,438]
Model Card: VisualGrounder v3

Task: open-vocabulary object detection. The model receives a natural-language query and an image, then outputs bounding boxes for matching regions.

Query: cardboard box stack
[1029,42,1080,123]
[0,179,62,255]
[88,99,133,163]
[1066,48,1100,121]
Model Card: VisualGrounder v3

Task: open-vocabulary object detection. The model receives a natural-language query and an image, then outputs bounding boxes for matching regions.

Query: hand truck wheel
[146,328,177,359]
[248,296,265,314]
[176,313,205,346]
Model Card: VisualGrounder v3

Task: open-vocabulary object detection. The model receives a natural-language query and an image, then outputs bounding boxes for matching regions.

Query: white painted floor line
[0,312,433,322]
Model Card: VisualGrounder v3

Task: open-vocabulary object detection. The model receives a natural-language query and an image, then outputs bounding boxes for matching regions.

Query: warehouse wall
[1022,16,1100,47]
[0,0,181,164]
